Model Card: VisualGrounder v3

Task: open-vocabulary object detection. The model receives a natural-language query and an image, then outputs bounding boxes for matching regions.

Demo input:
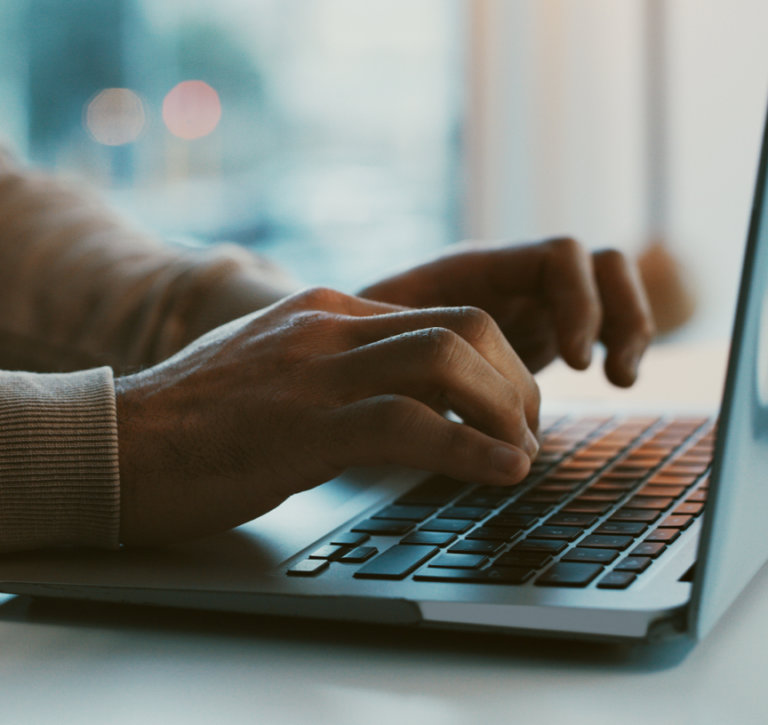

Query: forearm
[0,150,297,374]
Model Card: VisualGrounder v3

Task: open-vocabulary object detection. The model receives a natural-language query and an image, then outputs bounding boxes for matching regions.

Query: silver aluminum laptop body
[1,114,767,644]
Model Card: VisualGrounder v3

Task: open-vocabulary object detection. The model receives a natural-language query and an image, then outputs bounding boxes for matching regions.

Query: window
[0,0,462,289]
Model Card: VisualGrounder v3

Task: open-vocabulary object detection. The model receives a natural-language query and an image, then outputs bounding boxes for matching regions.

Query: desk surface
[2,341,765,725]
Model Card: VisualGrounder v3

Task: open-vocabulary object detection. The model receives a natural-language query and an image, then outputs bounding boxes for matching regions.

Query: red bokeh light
[162,80,222,140]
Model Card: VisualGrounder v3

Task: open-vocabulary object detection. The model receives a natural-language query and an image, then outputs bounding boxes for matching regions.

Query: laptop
[1,117,767,645]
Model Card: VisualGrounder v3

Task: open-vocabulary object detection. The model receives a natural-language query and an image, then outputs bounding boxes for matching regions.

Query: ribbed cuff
[0,367,120,551]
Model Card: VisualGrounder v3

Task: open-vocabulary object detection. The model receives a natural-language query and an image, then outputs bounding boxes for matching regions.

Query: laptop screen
[689,106,768,639]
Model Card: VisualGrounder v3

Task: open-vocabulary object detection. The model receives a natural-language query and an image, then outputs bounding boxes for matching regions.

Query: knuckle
[419,326,462,361]
[376,394,421,433]
[594,247,627,269]
[638,316,656,343]
[528,377,542,409]
[452,305,494,342]
[443,424,476,461]
[527,379,542,428]
[296,286,343,309]
[547,236,584,260]
[289,309,336,333]
[282,310,350,354]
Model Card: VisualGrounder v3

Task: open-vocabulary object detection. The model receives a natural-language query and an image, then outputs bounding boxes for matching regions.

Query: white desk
[2,341,766,725]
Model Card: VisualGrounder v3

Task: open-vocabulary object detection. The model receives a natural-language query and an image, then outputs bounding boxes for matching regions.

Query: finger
[340,305,541,428]
[537,238,603,369]
[329,395,531,486]
[285,286,408,316]
[592,249,656,387]
[409,239,602,367]
[328,328,540,454]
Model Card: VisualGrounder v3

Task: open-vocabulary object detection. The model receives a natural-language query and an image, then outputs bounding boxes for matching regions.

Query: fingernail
[490,446,527,477]
[525,429,540,458]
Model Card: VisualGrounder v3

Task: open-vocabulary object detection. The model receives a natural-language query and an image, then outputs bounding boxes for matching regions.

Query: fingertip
[564,334,593,370]
[604,346,641,387]
[490,445,530,483]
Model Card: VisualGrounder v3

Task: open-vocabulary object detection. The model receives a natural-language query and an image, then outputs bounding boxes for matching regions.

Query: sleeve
[0,367,120,551]
[0,147,298,375]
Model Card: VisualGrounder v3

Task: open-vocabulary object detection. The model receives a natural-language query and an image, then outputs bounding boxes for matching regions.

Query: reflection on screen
[758,291,768,406]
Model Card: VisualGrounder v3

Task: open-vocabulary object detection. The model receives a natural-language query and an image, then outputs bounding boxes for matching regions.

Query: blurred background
[0,0,766,343]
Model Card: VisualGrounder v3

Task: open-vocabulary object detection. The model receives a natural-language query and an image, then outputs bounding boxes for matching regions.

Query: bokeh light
[85,88,146,146]
[162,80,222,140]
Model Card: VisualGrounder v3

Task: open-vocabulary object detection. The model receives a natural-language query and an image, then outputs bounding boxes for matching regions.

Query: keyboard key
[397,476,467,505]
[610,465,653,476]
[352,519,413,536]
[664,462,709,475]
[330,532,369,547]
[429,553,488,569]
[486,513,537,528]
[545,513,598,527]
[448,539,502,555]
[635,484,686,498]
[676,448,712,459]
[562,501,613,514]
[674,502,704,516]
[372,505,437,521]
[414,567,534,585]
[629,542,666,558]
[645,528,680,543]
[595,521,647,536]
[649,473,698,486]
[597,571,637,589]
[536,562,603,587]
[354,545,438,579]
[611,508,661,523]
[308,544,348,560]
[287,559,328,576]
[456,489,511,509]
[401,531,457,546]
[626,496,674,510]
[338,546,378,563]
[622,455,664,466]
[598,471,644,482]
[439,506,491,520]
[483,567,536,584]
[513,539,568,554]
[495,549,553,568]
[614,556,652,572]
[575,490,623,503]
[419,518,474,534]
[660,514,693,529]
[580,534,634,550]
[503,502,553,516]
[519,491,568,503]
[562,547,620,564]
[546,471,593,483]
[537,481,581,493]
[591,478,636,491]
[529,525,582,541]
[687,489,708,503]
[456,492,511,507]
[466,526,523,541]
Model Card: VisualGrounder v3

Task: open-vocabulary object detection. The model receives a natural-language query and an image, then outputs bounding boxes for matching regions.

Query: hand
[360,237,655,387]
[115,287,540,546]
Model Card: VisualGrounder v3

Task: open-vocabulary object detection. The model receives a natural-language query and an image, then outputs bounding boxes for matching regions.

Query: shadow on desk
[0,593,693,673]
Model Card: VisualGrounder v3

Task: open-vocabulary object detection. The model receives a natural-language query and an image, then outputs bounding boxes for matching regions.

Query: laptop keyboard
[287,415,714,589]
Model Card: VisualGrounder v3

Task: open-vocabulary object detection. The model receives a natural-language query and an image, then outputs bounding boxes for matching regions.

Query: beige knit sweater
[0,148,296,551]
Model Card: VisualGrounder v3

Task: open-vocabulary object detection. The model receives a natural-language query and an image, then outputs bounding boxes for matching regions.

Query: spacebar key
[354,545,438,579]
